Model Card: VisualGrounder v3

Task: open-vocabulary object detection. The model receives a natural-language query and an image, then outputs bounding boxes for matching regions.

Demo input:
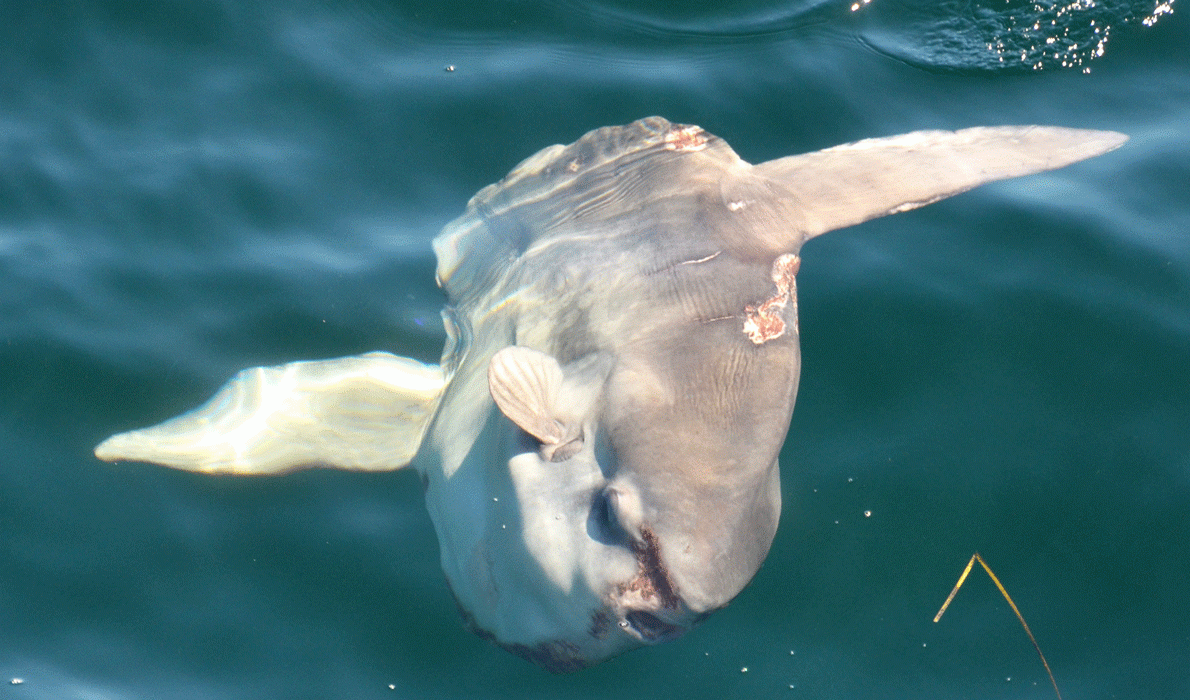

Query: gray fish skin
[94,117,1126,672]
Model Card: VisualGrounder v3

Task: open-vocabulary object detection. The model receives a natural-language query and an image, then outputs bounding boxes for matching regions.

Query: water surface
[2,1,1187,698]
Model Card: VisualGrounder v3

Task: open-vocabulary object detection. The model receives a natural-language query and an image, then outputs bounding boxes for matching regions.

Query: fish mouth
[622,609,687,643]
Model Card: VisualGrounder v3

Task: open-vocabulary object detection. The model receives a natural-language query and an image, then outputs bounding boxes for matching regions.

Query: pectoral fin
[94,352,445,474]
[487,346,566,445]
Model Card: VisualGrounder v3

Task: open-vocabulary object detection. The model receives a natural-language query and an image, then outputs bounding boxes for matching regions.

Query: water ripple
[562,0,837,41]
[854,0,1177,72]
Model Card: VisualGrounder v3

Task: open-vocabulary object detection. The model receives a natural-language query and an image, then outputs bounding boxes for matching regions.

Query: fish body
[96,117,1126,671]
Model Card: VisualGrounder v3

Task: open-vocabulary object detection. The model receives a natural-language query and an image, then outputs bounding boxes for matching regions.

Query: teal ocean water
[2,1,1187,698]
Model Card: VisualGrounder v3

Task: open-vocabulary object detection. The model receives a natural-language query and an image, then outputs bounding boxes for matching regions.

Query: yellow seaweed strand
[933,553,1062,700]
[932,553,977,623]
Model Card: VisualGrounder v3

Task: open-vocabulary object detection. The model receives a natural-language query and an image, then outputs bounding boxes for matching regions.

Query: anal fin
[95,352,445,475]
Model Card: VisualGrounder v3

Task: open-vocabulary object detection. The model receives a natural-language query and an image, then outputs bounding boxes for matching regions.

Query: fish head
[469,312,797,669]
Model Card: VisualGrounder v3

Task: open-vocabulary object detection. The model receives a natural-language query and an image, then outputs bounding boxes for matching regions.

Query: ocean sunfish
[95,117,1125,672]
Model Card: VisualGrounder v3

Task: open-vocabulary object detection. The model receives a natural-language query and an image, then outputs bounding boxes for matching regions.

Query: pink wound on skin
[663,125,708,152]
[743,254,800,345]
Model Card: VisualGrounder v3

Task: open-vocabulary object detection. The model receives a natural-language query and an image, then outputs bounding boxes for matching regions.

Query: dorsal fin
[753,126,1128,247]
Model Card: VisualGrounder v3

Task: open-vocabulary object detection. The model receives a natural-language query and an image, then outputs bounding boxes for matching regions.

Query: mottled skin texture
[93,117,1125,672]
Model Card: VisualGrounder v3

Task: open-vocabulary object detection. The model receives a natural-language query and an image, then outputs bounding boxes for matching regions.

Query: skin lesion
[742,254,800,345]
[663,125,709,152]
[620,527,680,610]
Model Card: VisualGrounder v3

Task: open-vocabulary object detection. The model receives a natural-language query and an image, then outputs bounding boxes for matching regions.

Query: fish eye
[587,487,627,545]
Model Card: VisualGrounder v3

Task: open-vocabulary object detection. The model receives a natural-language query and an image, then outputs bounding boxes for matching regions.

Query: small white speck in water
[741,667,748,673]
[864,510,872,517]
[388,684,396,690]
[11,679,24,685]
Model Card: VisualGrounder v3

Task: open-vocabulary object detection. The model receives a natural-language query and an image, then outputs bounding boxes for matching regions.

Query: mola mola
[96,117,1125,672]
